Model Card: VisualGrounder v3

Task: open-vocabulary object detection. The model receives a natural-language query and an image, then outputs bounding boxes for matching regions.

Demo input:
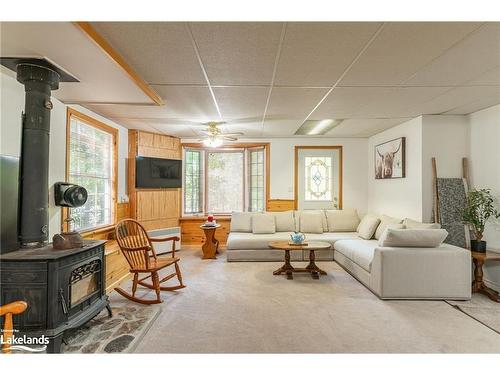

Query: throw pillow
[252,214,276,234]
[357,214,381,240]
[325,208,360,232]
[403,218,441,229]
[374,214,403,240]
[231,211,258,232]
[299,212,324,234]
[273,211,296,232]
[378,228,448,248]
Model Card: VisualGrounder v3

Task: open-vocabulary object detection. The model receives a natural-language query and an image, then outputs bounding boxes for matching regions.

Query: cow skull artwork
[375,137,406,179]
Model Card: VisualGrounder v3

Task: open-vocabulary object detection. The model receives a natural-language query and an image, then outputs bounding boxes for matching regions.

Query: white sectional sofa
[226,210,471,300]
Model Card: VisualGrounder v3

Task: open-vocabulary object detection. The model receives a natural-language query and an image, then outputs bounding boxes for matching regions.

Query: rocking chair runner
[114,219,185,304]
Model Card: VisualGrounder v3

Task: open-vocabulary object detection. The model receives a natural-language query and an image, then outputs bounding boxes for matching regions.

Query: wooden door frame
[294,146,343,210]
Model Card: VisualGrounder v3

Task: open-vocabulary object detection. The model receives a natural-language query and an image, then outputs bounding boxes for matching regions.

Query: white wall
[265,138,368,214]
[0,71,129,239]
[421,115,470,222]
[367,117,423,220]
[468,104,500,287]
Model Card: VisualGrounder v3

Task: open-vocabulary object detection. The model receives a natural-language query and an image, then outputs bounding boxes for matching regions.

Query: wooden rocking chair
[114,219,185,304]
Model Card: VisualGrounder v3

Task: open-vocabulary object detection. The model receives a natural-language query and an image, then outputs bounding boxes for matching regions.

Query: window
[184,149,203,214]
[304,156,332,201]
[182,145,268,215]
[65,109,117,232]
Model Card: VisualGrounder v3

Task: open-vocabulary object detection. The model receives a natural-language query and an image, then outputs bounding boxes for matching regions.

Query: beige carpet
[447,294,500,334]
[109,246,500,353]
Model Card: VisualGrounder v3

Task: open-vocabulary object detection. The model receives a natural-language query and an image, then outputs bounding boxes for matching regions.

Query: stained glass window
[304,156,332,201]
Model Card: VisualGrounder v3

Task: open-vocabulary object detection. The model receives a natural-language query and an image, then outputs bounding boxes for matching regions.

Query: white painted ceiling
[1,22,500,138]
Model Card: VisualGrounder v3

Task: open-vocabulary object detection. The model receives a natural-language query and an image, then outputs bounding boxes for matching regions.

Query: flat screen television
[135,156,182,188]
[1,155,20,253]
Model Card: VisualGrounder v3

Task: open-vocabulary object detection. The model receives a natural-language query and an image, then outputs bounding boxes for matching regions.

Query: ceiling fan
[198,121,244,147]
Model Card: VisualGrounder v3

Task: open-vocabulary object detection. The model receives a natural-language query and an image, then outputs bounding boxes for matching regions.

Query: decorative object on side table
[471,250,500,302]
[269,241,330,280]
[289,231,306,246]
[463,188,500,252]
[200,223,221,259]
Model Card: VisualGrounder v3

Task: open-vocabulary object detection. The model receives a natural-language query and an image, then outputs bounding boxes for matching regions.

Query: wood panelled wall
[128,130,182,231]
[180,217,231,245]
[267,199,295,212]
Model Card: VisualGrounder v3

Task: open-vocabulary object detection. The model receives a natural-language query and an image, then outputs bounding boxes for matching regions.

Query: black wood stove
[0,60,111,353]
[0,240,110,352]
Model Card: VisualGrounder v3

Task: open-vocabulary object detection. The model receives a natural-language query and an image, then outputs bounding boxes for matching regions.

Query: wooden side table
[471,250,500,302]
[200,224,220,259]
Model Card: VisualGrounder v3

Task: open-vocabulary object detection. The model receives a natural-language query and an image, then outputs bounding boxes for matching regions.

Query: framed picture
[374,137,405,179]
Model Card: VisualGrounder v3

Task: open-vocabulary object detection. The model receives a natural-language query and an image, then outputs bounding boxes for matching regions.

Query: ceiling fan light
[203,137,223,148]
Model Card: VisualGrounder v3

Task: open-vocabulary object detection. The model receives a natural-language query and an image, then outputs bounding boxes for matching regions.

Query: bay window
[182,144,268,215]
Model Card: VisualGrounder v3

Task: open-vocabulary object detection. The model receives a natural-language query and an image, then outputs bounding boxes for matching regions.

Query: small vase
[470,240,487,253]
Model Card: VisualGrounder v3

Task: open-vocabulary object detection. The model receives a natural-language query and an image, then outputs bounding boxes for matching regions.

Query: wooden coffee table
[200,224,221,259]
[269,241,330,280]
[471,250,500,302]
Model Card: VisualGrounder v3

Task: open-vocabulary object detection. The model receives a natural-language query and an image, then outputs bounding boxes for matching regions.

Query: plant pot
[470,240,487,252]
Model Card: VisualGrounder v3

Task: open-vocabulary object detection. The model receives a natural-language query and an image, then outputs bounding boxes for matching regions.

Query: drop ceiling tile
[444,89,500,114]
[310,87,383,119]
[266,87,328,118]
[340,22,481,86]
[353,86,451,118]
[465,66,500,85]
[417,86,500,115]
[189,22,283,85]
[327,118,411,137]
[213,86,268,120]
[406,23,500,86]
[274,22,382,87]
[91,22,206,85]
[84,86,218,122]
[261,120,304,137]
[152,85,219,118]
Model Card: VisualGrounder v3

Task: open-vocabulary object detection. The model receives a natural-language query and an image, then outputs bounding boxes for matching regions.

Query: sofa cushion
[378,228,448,248]
[334,239,378,272]
[300,212,324,233]
[357,214,381,240]
[226,232,294,250]
[325,209,360,232]
[403,218,441,229]
[252,214,276,234]
[374,215,403,240]
[303,232,360,246]
[294,210,328,232]
[231,212,260,232]
[273,211,296,232]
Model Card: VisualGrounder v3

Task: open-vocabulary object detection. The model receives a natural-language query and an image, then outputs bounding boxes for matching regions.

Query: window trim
[62,107,118,233]
[181,143,270,216]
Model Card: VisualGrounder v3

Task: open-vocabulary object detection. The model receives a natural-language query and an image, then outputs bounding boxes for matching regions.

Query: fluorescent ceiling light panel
[294,119,343,135]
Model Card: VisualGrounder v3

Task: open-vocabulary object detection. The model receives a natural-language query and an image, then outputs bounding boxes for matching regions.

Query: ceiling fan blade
[199,130,213,135]
[220,136,238,141]
[221,132,244,136]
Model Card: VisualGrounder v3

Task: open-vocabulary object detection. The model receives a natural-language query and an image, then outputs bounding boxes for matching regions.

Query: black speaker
[54,182,88,208]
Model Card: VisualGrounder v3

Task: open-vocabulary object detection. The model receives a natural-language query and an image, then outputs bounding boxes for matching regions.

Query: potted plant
[463,188,500,252]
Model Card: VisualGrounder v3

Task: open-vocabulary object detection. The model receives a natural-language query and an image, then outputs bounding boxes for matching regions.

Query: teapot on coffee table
[290,231,306,245]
